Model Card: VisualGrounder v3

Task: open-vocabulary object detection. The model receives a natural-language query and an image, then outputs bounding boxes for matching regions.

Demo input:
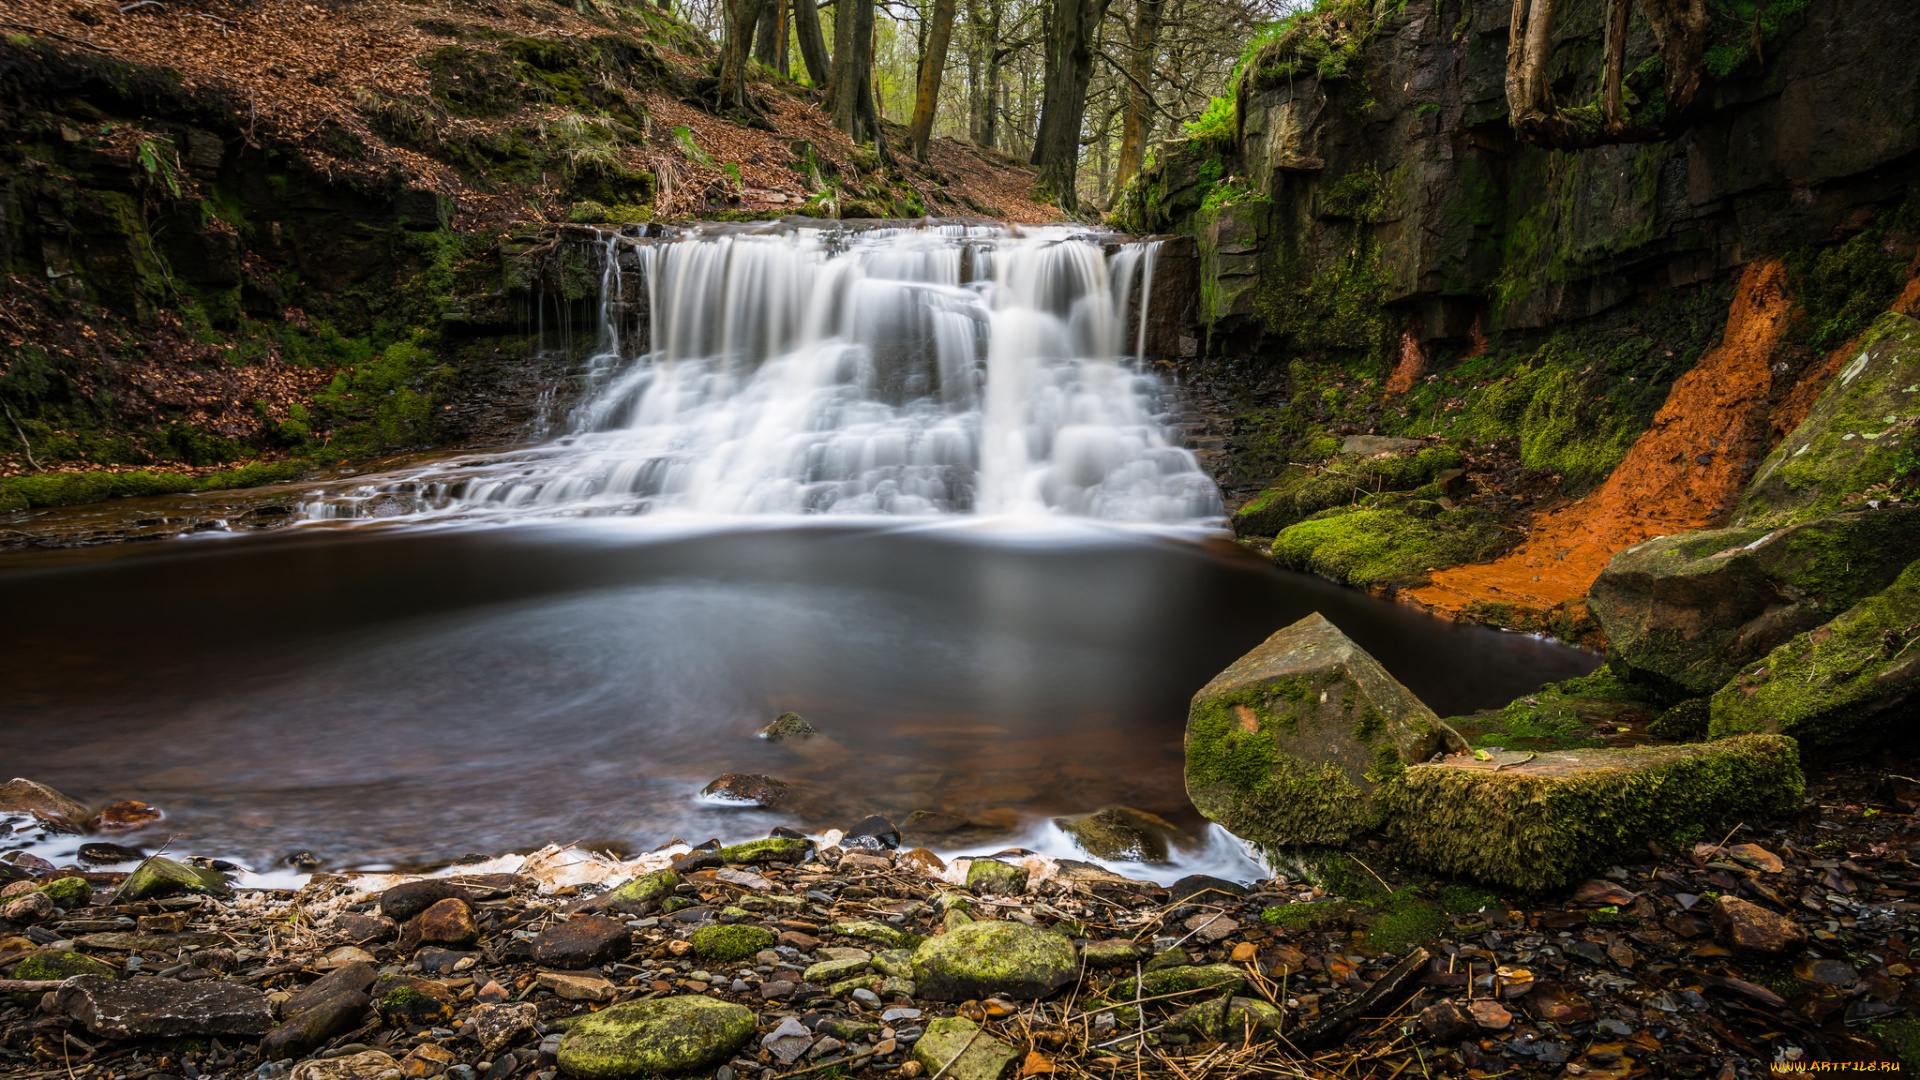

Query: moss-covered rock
[602,868,679,909]
[965,859,1029,896]
[757,711,816,741]
[909,1017,1018,1080]
[1123,964,1248,998]
[120,856,232,901]
[555,996,755,1079]
[15,949,117,981]
[1270,506,1505,591]
[910,919,1076,1001]
[1446,665,1659,752]
[712,837,812,865]
[1230,446,1464,537]
[32,877,94,909]
[1589,507,1920,696]
[1710,557,1920,755]
[1738,311,1920,526]
[1167,995,1282,1041]
[371,975,455,1028]
[689,924,775,963]
[1052,807,1189,864]
[1185,613,1467,848]
[1380,735,1804,891]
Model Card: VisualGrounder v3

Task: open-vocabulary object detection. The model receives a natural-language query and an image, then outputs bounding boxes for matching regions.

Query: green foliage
[1702,0,1813,78]
[1235,0,1398,91]
[1270,505,1504,589]
[133,134,184,198]
[0,460,308,510]
[311,337,447,455]
[1183,96,1237,146]
[1321,165,1389,223]
[1363,892,1446,953]
[1783,208,1916,352]
[1233,445,1464,536]
[1437,885,1498,914]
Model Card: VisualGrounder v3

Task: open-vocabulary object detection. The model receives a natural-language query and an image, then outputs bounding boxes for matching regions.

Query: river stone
[1053,806,1189,863]
[757,711,817,741]
[1588,507,1920,697]
[462,1001,539,1056]
[399,897,479,951]
[602,869,679,910]
[530,914,631,969]
[288,1050,402,1080]
[50,975,272,1038]
[260,985,370,1059]
[804,956,870,983]
[699,774,792,808]
[121,856,230,901]
[0,778,88,822]
[554,995,755,1079]
[33,876,93,909]
[1167,996,1282,1040]
[1081,940,1147,969]
[910,1018,1017,1080]
[379,880,479,921]
[283,961,378,1016]
[15,948,117,982]
[1184,613,1467,848]
[966,859,1029,896]
[2,891,54,923]
[1379,735,1805,891]
[1738,310,1920,527]
[372,974,456,1027]
[713,837,812,865]
[1710,556,1920,755]
[911,919,1076,1001]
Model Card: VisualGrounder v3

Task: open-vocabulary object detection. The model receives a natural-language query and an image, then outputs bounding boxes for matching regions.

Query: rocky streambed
[2,762,1916,1080]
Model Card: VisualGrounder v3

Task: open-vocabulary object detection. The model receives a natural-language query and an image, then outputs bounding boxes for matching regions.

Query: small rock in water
[284,851,324,870]
[90,800,164,831]
[79,842,144,864]
[842,816,900,850]
[700,774,793,809]
[757,712,817,742]
[902,810,967,834]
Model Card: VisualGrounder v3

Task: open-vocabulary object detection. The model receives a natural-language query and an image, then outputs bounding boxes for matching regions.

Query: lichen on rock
[554,995,755,1079]
[910,919,1076,1001]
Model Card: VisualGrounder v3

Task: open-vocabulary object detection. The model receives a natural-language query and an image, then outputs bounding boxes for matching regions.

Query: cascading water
[300,220,1222,525]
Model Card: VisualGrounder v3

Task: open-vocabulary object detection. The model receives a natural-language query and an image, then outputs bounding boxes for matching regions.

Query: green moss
[1647,698,1710,740]
[1270,506,1504,590]
[1873,1017,1920,1073]
[604,868,680,907]
[1231,446,1464,536]
[1451,666,1656,752]
[1782,204,1914,351]
[0,459,308,510]
[15,949,116,981]
[1363,892,1445,953]
[690,924,775,963]
[1437,885,1498,914]
[1258,901,1357,930]
[31,877,92,909]
[713,837,812,864]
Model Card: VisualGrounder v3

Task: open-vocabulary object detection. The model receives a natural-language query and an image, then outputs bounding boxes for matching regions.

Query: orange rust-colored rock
[1386,331,1427,394]
[1402,261,1796,632]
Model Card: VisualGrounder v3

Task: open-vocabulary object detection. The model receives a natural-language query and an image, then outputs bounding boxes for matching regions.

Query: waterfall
[301,220,1222,526]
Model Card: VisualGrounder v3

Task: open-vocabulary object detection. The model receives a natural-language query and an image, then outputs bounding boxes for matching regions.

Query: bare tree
[909,0,959,160]
[1506,0,1712,146]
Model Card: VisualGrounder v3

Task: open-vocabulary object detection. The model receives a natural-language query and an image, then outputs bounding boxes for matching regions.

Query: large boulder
[1737,310,1920,527]
[1588,507,1920,696]
[1711,557,1920,755]
[0,778,88,822]
[1184,613,1466,847]
[554,996,755,1079]
[1380,735,1804,891]
[910,920,1077,1001]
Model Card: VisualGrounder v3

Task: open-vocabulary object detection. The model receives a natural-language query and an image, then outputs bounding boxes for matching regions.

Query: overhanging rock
[1381,736,1804,891]
[1184,613,1467,847]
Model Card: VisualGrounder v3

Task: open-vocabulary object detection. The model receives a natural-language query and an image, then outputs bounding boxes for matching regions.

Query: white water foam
[296,221,1222,527]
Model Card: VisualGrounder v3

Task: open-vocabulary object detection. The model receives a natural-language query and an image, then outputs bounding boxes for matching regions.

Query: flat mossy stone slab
[910,1017,1018,1080]
[1737,310,1920,528]
[555,995,754,1079]
[1185,613,1467,848]
[1589,507,1920,697]
[1381,734,1803,892]
[1711,556,1920,755]
[910,920,1076,1001]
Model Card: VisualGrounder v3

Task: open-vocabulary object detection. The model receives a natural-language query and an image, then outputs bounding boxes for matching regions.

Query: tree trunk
[1504,0,1555,125]
[829,0,892,162]
[753,0,781,67]
[909,0,958,161]
[1642,0,1711,118]
[719,0,772,111]
[1109,0,1161,201]
[1031,0,1113,212]
[1599,0,1631,131]
[793,0,832,88]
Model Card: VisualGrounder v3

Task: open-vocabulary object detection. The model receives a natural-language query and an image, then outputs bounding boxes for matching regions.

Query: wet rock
[1418,1001,1475,1041]
[462,1001,539,1056]
[1591,507,1920,697]
[1053,807,1189,863]
[1167,996,1281,1041]
[1185,613,1468,848]
[537,970,617,1002]
[288,1050,402,1080]
[283,962,379,1016]
[0,778,89,822]
[1468,1000,1511,1030]
[602,869,679,910]
[90,800,163,831]
[1710,556,1920,754]
[758,711,817,741]
[379,880,478,921]
[1381,736,1804,891]
[1713,895,1809,956]
[555,995,756,1079]
[912,920,1076,1001]
[904,810,968,834]
[118,855,231,901]
[2,890,55,923]
[50,975,272,1038]
[965,859,1028,896]
[261,978,371,1060]
[700,774,792,808]
[14,948,117,981]
[531,915,631,969]
[1128,965,1247,998]
[398,897,479,952]
[762,1016,814,1063]
[372,974,457,1027]
[78,842,143,864]
[1168,875,1247,903]
[332,912,399,943]
[843,815,901,850]
[713,837,813,865]
[910,1018,1018,1080]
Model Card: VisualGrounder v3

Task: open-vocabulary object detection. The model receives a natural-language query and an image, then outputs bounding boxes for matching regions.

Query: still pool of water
[0,518,1597,882]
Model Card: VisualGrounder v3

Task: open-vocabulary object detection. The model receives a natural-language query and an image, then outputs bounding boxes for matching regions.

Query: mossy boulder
[602,869,679,909]
[757,711,816,741]
[910,1018,1018,1080]
[910,920,1077,1001]
[1270,506,1505,590]
[1589,507,1920,697]
[120,856,231,901]
[1124,964,1247,998]
[1053,806,1190,864]
[690,924,775,963]
[1446,664,1659,752]
[1185,613,1467,848]
[1380,735,1804,891]
[965,859,1029,896]
[1232,447,1459,536]
[1738,311,1920,527]
[371,975,455,1028]
[554,995,754,1079]
[15,949,117,981]
[1167,996,1282,1041]
[712,837,812,865]
[1710,557,1920,755]
[33,876,94,909]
